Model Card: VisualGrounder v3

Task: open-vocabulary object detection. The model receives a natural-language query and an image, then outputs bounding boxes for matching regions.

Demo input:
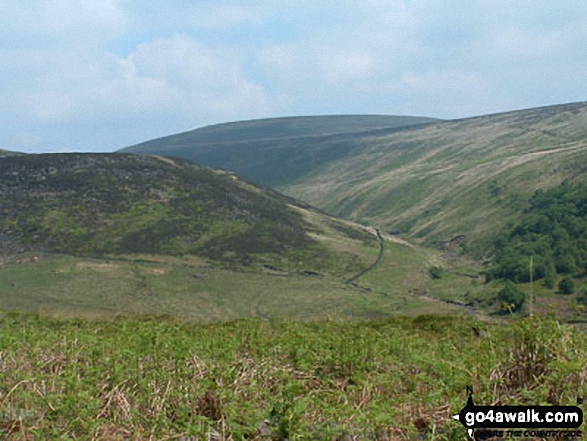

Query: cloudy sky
[2,0,587,153]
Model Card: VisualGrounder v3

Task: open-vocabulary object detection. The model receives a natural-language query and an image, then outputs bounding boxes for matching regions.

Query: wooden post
[529,256,534,317]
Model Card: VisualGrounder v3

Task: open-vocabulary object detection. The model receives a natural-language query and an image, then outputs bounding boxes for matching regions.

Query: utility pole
[529,256,534,317]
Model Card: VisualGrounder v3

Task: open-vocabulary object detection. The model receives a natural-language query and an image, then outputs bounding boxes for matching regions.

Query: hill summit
[120,114,439,187]
[0,153,377,276]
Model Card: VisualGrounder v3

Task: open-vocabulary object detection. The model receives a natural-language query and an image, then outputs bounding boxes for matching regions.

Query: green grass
[2,239,584,324]
[1,313,586,440]
[0,237,453,322]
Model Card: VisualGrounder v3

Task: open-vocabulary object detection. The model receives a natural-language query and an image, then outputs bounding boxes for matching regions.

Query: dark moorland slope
[120,115,439,187]
[0,153,377,275]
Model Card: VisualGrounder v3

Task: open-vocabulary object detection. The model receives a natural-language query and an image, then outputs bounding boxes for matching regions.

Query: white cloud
[0,0,127,44]
[43,0,127,34]
[319,52,375,83]
[111,34,278,121]
[0,31,282,151]
[1,0,587,152]
[188,3,266,29]
[256,0,420,111]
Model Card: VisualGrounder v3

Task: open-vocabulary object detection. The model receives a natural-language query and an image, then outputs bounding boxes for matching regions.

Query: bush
[558,276,575,295]
[544,273,556,289]
[534,256,556,281]
[429,266,446,280]
[497,281,526,313]
[578,289,587,306]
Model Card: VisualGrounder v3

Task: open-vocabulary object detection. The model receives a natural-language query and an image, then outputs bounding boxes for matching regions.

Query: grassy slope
[282,102,587,251]
[1,153,470,320]
[0,243,462,321]
[1,313,586,439]
[4,238,583,322]
[120,115,439,188]
[120,103,587,253]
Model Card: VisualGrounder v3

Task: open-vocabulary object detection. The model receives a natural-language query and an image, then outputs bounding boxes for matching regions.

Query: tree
[555,255,576,275]
[544,273,556,289]
[497,281,526,312]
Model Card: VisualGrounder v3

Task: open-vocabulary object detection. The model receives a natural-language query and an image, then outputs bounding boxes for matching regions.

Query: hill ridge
[120,101,587,251]
[122,114,440,151]
[0,153,381,277]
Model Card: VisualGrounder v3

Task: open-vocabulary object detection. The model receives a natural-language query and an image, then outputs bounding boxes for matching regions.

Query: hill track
[346,228,384,284]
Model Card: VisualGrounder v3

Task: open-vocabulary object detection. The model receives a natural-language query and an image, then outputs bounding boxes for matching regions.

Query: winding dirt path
[346,228,384,284]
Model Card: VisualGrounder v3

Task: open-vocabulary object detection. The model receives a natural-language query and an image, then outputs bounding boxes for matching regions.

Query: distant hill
[120,115,439,187]
[0,153,379,277]
[119,104,587,252]
[281,102,587,251]
[0,149,24,157]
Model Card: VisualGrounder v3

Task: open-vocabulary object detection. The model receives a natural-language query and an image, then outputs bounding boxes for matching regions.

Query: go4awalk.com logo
[452,387,584,439]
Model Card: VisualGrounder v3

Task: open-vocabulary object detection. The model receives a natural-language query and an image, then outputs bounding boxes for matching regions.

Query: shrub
[429,266,446,280]
[558,276,575,295]
[577,289,587,306]
[544,273,556,289]
[497,281,526,313]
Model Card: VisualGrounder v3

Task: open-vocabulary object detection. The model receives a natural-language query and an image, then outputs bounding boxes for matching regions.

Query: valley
[123,103,587,253]
[1,103,587,439]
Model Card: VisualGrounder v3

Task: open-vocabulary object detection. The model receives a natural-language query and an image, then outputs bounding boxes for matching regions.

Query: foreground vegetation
[1,313,586,440]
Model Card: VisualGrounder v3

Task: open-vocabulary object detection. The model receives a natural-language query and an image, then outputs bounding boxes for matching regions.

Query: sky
[2,1,587,153]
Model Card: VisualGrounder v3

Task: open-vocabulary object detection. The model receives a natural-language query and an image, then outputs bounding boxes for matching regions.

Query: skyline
[2,0,587,153]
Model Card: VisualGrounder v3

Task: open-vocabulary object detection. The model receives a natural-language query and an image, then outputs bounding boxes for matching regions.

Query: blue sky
[2,0,587,153]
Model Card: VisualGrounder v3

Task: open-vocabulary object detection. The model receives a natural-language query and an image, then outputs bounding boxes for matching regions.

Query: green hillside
[120,103,587,254]
[3,104,587,319]
[280,102,587,251]
[120,115,439,187]
[2,153,471,320]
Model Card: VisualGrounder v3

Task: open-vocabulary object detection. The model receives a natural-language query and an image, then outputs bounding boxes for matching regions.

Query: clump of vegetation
[487,181,587,285]
[429,265,446,280]
[558,275,576,295]
[489,317,573,402]
[497,281,526,313]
